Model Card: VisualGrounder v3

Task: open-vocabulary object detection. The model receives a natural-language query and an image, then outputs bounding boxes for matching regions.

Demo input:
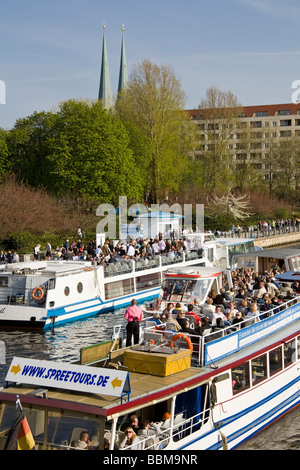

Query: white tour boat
[0,252,205,330]
[0,265,299,451]
[0,233,257,331]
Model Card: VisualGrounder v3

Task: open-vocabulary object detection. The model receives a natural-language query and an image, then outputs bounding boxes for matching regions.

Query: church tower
[118,25,128,94]
[98,25,112,109]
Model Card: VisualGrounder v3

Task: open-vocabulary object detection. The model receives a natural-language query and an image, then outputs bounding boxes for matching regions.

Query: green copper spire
[118,25,128,94]
[98,25,112,109]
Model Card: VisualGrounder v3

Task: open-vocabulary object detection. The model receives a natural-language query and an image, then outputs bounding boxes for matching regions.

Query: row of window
[104,273,162,300]
[231,336,299,395]
[64,282,83,296]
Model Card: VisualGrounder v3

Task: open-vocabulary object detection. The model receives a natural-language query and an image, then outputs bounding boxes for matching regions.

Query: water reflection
[0,309,126,384]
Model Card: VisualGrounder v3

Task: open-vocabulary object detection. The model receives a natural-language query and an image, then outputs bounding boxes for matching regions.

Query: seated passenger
[198,317,212,336]
[201,298,215,319]
[119,427,141,450]
[186,303,201,326]
[163,311,181,331]
[138,420,158,449]
[232,311,244,328]
[224,301,239,322]
[245,303,260,320]
[178,317,196,335]
[74,431,91,450]
[210,305,231,327]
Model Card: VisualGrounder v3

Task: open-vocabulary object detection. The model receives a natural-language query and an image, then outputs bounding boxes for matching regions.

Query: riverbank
[254,232,300,248]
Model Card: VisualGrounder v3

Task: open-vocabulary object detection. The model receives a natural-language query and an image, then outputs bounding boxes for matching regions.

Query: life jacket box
[123,348,191,377]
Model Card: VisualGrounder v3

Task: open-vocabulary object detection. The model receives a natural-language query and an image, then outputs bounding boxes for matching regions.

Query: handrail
[143,294,300,367]
[118,407,211,450]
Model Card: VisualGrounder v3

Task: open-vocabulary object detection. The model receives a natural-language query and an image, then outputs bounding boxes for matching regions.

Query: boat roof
[275,271,300,281]
[1,260,93,275]
[164,266,222,277]
[233,247,300,260]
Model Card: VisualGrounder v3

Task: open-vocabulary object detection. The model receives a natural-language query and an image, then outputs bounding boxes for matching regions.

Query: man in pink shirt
[124,299,144,347]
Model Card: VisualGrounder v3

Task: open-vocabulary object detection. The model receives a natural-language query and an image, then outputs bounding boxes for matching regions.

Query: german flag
[5,410,36,450]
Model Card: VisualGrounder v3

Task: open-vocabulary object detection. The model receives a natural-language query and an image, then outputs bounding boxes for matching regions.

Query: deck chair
[69,427,88,449]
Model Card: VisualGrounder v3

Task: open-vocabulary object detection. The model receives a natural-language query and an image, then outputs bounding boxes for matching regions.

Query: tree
[0,128,9,177]
[115,59,195,203]
[196,86,244,192]
[7,100,143,204]
[208,190,252,220]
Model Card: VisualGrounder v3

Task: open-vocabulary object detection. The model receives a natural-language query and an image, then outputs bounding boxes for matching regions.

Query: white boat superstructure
[1,283,299,450]
[0,232,260,330]
[0,251,205,330]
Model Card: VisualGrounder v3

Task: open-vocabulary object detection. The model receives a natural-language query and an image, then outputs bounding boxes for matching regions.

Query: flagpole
[15,395,23,413]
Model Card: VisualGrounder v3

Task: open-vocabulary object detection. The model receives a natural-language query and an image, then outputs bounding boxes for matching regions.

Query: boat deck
[1,318,299,419]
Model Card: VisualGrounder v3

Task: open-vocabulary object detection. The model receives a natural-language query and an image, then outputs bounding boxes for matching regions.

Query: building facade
[187,103,300,188]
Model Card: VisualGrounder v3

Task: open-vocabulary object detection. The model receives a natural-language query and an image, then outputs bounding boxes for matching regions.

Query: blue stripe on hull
[43,290,159,330]
[177,375,300,450]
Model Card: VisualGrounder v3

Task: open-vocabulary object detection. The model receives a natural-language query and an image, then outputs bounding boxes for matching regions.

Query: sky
[1,0,300,129]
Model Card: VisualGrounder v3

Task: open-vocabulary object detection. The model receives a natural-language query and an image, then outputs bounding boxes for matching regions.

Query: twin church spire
[98,25,128,109]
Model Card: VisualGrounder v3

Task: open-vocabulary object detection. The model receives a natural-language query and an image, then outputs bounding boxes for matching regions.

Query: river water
[0,243,299,450]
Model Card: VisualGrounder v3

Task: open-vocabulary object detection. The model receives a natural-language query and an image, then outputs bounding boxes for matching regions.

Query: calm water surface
[0,243,299,450]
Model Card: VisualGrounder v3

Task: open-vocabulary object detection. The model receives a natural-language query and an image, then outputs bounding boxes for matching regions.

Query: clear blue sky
[1,0,300,129]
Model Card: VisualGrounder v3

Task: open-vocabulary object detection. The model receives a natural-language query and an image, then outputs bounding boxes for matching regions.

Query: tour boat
[0,253,205,330]
[0,234,257,331]
[0,266,299,451]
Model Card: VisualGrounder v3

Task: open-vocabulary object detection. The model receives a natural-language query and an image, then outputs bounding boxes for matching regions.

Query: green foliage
[7,100,143,204]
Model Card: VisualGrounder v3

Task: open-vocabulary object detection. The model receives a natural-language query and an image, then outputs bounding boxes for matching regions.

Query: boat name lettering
[5,357,130,398]
[21,364,109,387]
[0,308,5,313]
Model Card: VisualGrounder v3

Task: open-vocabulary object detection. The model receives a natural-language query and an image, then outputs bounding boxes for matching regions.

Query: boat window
[251,354,267,385]
[105,278,134,300]
[231,361,250,394]
[48,278,56,290]
[77,282,83,293]
[284,339,296,367]
[298,336,300,360]
[45,412,101,449]
[244,241,256,253]
[64,286,70,296]
[0,276,9,287]
[161,277,211,303]
[269,346,283,376]
[136,273,161,292]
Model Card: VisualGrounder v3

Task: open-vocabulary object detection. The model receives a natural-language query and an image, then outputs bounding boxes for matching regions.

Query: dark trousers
[126,321,139,347]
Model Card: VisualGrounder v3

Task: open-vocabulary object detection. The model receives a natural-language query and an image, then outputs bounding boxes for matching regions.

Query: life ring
[169,333,193,352]
[32,286,45,302]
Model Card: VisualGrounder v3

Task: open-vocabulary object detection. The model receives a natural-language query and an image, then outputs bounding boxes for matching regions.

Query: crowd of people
[149,267,300,340]
[40,235,198,265]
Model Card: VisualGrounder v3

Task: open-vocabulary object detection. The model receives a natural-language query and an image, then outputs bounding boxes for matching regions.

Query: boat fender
[169,333,193,352]
[221,432,228,450]
[32,286,45,302]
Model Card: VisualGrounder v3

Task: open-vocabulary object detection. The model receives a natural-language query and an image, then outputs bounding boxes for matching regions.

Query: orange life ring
[32,286,45,301]
[169,333,193,352]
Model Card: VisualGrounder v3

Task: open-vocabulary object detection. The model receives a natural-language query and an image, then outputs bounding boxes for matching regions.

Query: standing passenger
[124,299,144,346]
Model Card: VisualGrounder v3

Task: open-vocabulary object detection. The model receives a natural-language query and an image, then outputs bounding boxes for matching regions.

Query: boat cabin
[231,247,300,272]
[145,267,232,314]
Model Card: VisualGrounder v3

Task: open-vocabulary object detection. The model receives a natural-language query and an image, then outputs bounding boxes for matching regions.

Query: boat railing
[143,293,300,366]
[118,407,211,450]
[103,251,203,278]
[0,286,45,308]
